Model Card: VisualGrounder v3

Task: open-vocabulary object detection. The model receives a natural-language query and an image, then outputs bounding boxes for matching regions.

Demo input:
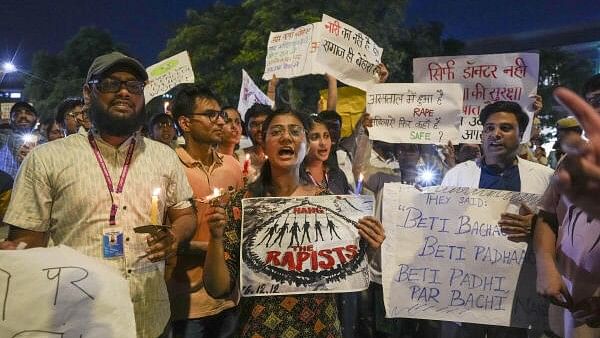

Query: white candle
[150,188,161,225]
[355,173,364,194]
[243,153,250,176]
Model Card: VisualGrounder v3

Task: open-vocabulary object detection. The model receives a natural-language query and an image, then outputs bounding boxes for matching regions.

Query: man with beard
[441,100,553,338]
[168,85,243,338]
[0,101,38,177]
[1,52,196,338]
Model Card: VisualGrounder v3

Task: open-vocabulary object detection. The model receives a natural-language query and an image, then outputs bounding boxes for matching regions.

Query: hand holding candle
[242,153,250,176]
[150,188,161,225]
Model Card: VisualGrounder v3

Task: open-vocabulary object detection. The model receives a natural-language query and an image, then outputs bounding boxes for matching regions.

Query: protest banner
[366,83,462,144]
[317,14,383,91]
[381,184,547,328]
[144,51,195,103]
[241,195,373,296]
[0,245,136,338]
[413,53,539,143]
[319,86,366,138]
[262,23,322,80]
[237,69,274,121]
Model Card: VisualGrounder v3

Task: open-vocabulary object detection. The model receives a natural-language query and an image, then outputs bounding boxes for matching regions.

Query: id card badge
[102,227,124,258]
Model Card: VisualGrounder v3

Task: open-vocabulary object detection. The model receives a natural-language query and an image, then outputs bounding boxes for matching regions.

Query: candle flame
[359,173,364,182]
[245,153,250,160]
[152,188,161,197]
[22,133,38,144]
[213,187,220,197]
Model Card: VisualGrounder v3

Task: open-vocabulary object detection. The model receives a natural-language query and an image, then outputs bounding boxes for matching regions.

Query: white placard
[413,53,539,143]
[238,69,274,121]
[316,14,383,91]
[367,83,462,145]
[381,184,543,327]
[262,23,323,80]
[0,245,136,338]
[1,102,15,120]
[241,195,373,296]
[144,51,195,103]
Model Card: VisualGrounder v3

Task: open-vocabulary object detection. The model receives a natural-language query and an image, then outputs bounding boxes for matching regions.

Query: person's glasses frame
[266,124,306,139]
[187,110,228,123]
[88,78,146,95]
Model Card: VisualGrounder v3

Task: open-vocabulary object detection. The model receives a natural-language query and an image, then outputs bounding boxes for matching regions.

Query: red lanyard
[88,133,136,226]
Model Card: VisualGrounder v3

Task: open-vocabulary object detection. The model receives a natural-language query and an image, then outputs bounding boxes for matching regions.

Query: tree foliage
[161,0,463,111]
[23,27,124,117]
[537,48,593,132]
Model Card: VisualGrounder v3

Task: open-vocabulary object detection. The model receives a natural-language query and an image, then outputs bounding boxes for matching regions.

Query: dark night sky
[1,0,600,71]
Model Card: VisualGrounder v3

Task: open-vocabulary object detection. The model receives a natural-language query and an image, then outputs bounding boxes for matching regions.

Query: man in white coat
[441,100,553,338]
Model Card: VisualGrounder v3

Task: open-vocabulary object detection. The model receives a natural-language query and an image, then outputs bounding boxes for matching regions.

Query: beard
[88,97,146,137]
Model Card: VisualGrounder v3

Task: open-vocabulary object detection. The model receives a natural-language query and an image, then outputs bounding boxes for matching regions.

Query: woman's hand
[357,216,385,249]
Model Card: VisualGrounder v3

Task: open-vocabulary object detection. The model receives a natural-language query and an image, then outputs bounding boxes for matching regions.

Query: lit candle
[243,153,250,176]
[150,188,161,225]
[355,173,364,195]
[207,187,222,206]
[22,133,38,147]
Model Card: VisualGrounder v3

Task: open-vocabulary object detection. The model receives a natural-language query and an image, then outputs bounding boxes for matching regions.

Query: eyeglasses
[65,111,84,119]
[155,122,174,129]
[266,124,305,139]
[188,110,227,123]
[89,78,145,95]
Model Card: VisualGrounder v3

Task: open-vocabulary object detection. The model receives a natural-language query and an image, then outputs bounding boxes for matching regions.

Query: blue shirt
[478,159,521,192]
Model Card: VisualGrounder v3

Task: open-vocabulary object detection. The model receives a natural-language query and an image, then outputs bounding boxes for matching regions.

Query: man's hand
[376,63,389,83]
[362,113,373,129]
[536,262,573,309]
[0,240,18,250]
[532,94,543,114]
[553,87,600,218]
[17,143,34,163]
[206,205,228,240]
[145,229,177,262]
[357,216,385,249]
[498,203,533,242]
[442,141,456,168]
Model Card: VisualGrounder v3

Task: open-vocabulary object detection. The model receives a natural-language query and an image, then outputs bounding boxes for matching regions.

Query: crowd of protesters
[0,50,598,338]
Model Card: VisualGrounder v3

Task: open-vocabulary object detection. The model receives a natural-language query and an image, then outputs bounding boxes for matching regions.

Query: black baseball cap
[86,51,148,83]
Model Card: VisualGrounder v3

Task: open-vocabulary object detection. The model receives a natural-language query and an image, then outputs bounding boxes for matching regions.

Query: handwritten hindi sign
[238,69,274,121]
[262,23,322,80]
[241,195,373,296]
[144,51,195,103]
[413,53,539,143]
[317,14,383,91]
[366,83,462,145]
[0,245,136,338]
[381,184,544,327]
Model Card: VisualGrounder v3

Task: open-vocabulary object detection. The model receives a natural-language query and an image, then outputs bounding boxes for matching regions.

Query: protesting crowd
[0,16,599,338]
